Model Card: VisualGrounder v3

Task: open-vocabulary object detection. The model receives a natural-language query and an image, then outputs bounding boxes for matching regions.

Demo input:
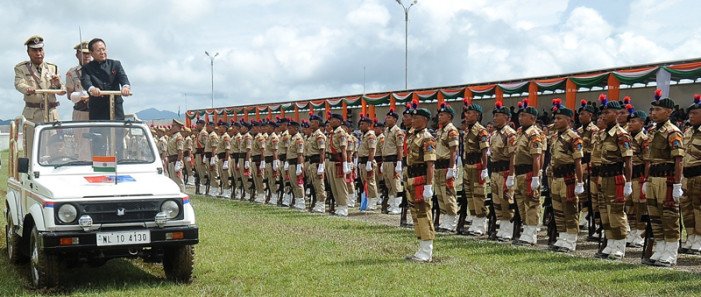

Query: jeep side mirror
[17,158,29,174]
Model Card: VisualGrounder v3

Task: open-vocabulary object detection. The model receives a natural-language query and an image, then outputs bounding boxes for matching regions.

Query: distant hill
[135,108,182,120]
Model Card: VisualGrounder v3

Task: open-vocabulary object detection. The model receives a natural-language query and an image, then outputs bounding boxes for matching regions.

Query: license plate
[96,230,151,246]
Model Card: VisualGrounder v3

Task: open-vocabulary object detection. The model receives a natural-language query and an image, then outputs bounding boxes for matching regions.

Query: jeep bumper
[40,226,199,252]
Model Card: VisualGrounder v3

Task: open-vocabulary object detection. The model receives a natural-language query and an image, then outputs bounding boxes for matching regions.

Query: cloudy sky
[1,0,700,120]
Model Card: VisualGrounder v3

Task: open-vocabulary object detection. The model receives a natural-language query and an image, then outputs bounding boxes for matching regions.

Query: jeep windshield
[37,125,156,167]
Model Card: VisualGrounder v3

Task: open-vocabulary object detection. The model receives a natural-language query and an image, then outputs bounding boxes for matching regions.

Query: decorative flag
[92,156,116,173]
[85,175,136,183]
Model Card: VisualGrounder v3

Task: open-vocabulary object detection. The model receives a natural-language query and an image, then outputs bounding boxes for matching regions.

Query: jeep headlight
[57,204,78,223]
[160,200,180,219]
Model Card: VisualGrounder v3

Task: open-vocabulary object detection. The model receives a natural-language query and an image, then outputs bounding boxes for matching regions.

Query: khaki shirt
[14,61,64,104]
[382,125,405,156]
[264,132,279,157]
[630,130,649,166]
[206,131,220,153]
[407,128,437,166]
[158,136,168,155]
[330,126,348,155]
[217,133,231,154]
[197,129,208,149]
[646,120,684,164]
[490,125,516,163]
[549,128,583,168]
[232,133,242,153]
[683,125,701,167]
[65,65,84,94]
[348,134,358,154]
[309,128,327,157]
[358,130,377,158]
[166,132,184,156]
[242,132,253,152]
[577,121,600,156]
[599,124,634,165]
[287,132,305,159]
[463,122,489,159]
[591,131,603,167]
[184,135,193,152]
[376,133,385,158]
[280,130,291,156]
[511,125,544,166]
[253,133,266,156]
[436,122,459,160]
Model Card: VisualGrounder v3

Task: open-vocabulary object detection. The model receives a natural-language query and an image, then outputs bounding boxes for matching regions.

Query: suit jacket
[80,59,130,120]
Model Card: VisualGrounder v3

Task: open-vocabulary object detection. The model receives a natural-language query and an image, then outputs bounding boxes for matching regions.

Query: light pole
[205,51,219,108]
[395,0,417,90]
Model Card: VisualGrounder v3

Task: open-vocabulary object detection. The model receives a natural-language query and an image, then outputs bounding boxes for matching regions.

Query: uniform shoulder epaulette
[666,121,681,133]
[566,129,579,139]
[15,61,29,68]
[525,125,540,136]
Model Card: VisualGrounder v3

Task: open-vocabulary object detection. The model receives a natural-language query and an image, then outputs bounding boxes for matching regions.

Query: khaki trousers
[265,162,279,198]
[551,176,579,235]
[407,176,435,240]
[647,176,681,242]
[682,176,701,236]
[514,173,541,226]
[326,161,349,207]
[287,165,305,200]
[626,177,647,231]
[207,156,220,189]
[360,161,378,199]
[434,168,458,216]
[167,162,185,192]
[463,164,487,218]
[599,176,628,240]
[382,161,401,197]
[491,171,514,221]
[253,160,265,195]
[218,156,231,189]
[307,162,327,205]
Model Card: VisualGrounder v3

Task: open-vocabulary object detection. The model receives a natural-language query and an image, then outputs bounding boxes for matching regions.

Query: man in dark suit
[80,38,131,120]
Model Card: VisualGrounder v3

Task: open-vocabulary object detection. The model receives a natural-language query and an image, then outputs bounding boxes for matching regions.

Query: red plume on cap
[440,102,447,108]
[598,93,608,106]
[580,99,587,107]
[626,103,634,113]
[405,103,411,109]
[389,108,395,113]
[517,101,523,109]
[551,98,562,112]
[373,118,378,123]
[623,96,631,105]
[522,98,529,108]
[495,101,503,109]
[463,97,469,105]
[654,89,662,100]
[411,98,419,109]
[695,94,701,104]
[309,111,314,116]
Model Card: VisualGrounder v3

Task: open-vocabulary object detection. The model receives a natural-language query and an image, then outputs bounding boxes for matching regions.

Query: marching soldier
[624,104,649,248]
[434,103,459,232]
[279,118,292,206]
[264,120,280,204]
[216,122,232,198]
[374,121,386,212]
[303,120,314,207]
[576,100,600,234]
[547,99,585,252]
[681,94,701,254]
[230,122,243,199]
[358,115,379,211]
[287,120,306,209]
[507,99,544,246]
[400,103,415,226]
[384,109,405,215]
[166,120,186,192]
[462,100,490,236]
[308,114,328,213]
[405,107,437,262]
[643,90,684,266]
[252,121,267,203]
[205,122,220,196]
[326,114,351,216]
[490,102,517,241]
[239,121,254,201]
[594,95,633,260]
[194,120,208,194]
[183,127,194,185]
[345,121,359,208]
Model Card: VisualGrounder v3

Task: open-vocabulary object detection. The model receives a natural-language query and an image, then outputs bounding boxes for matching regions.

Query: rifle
[486,193,498,240]
[432,192,441,231]
[641,214,654,262]
[456,189,468,235]
[194,172,201,195]
[541,179,557,247]
[399,190,410,227]
[379,178,389,214]
[276,174,284,206]
[586,168,596,239]
[325,173,335,214]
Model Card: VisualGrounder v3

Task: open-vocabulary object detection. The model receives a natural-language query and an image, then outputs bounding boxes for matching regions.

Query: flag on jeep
[93,156,116,172]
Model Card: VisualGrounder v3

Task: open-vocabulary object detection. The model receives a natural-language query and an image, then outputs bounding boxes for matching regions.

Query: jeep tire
[163,245,194,283]
[30,226,60,288]
[5,208,27,264]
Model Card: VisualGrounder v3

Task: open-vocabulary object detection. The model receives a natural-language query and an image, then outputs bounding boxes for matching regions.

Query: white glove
[296,164,303,176]
[624,182,633,197]
[642,182,648,196]
[423,185,433,200]
[380,163,384,174]
[222,160,229,170]
[260,160,266,170]
[244,160,250,169]
[530,176,540,191]
[365,161,373,172]
[209,157,216,166]
[395,160,402,173]
[317,164,324,175]
[480,168,489,180]
[575,182,584,195]
[353,158,359,168]
[174,160,183,172]
[673,183,683,202]
[184,156,191,163]
[69,91,88,103]
[343,162,351,174]
[446,167,457,180]
[505,175,515,188]
[202,156,208,164]
[273,160,279,171]
[284,161,290,171]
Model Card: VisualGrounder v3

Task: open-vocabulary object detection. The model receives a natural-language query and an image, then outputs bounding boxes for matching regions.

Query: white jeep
[5,116,198,288]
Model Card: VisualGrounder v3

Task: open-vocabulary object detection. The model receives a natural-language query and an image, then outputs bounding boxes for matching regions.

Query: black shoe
[594,252,609,259]
[513,240,534,246]
[641,258,656,265]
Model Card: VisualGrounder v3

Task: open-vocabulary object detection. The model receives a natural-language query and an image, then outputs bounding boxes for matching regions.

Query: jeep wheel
[6,208,27,264]
[163,245,194,283]
[30,226,60,288]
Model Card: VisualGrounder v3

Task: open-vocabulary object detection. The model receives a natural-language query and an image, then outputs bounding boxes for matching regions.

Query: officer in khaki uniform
[358,115,379,211]
[345,121,359,208]
[205,122,221,196]
[433,103,459,232]
[65,41,91,121]
[576,101,601,231]
[216,122,232,198]
[625,108,649,248]
[681,95,701,254]
[182,128,194,185]
[308,114,328,213]
[278,119,292,206]
[264,120,280,204]
[461,102,490,236]
[383,109,405,214]
[326,114,351,216]
[230,122,243,199]
[225,123,238,195]
[166,120,186,192]
[286,120,306,209]
[239,122,254,200]
[507,99,544,246]
[490,102,517,241]
[374,121,387,212]
[642,92,685,267]
[15,35,65,123]
[547,99,585,252]
[251,121,267,203]
[157,127,168,163]
[405,108,437,262]
[593,96,634,261]
[193,120,207,194]
[400,104,415,226]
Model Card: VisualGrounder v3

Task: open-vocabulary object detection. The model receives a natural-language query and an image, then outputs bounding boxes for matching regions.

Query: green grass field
[1,150,701,296]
